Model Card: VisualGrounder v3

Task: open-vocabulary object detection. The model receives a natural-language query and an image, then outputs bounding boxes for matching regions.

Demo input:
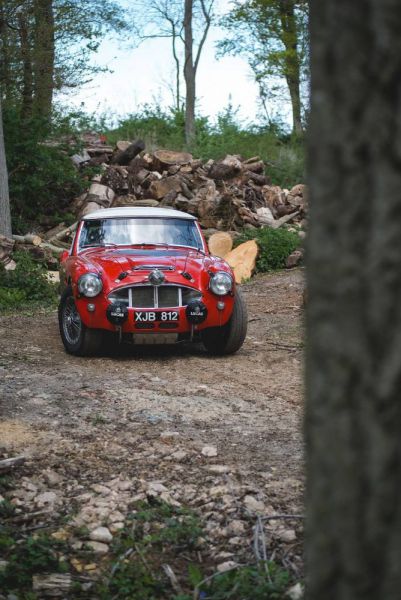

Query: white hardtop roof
[82,207,196,221]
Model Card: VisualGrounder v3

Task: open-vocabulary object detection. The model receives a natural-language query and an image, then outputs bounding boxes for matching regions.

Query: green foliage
[0,251,58,311]
[200,562,290,600]
[106,104,305,188]
[98,501,203,599]
[3,107,93,232]
[0,533,67,592]
[236,227,300,272]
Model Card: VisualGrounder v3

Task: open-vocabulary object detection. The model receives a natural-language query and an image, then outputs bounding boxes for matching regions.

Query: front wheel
[201,289,248,355]
[58,287,104,356]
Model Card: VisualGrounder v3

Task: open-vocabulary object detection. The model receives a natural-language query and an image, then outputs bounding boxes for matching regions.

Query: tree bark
[0,98,11,238]
[279,0,303,135]
[184,0,196,146]
[33,0,55,119]
[306,1,401,599]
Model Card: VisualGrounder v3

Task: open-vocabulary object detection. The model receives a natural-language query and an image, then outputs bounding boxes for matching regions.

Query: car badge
[148,269,165,286]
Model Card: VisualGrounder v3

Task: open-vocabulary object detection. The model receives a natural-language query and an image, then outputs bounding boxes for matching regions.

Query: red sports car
[58,207,247,356]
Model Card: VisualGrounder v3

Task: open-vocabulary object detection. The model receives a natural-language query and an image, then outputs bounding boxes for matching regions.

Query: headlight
[209,271,233,296]
[78,273,103,297]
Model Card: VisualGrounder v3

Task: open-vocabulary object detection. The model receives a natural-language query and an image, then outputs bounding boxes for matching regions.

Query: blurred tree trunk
[0,98,12,237]
[306,1,401,599]
[33,0,55,119]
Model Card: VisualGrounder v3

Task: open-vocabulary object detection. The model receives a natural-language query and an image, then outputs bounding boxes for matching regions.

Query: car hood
[74,246,229,292]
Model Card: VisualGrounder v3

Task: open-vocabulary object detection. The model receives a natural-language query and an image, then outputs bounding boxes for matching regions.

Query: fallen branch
[271,211,300,229]
[0,455,26,473]
[48,221,78,244]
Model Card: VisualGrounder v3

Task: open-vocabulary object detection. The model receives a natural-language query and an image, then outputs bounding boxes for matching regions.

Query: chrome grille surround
[108,284,202,308]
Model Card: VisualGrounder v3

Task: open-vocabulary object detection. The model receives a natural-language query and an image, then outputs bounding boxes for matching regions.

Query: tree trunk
[171,22,181,111]
[184,0,196,146]
[0,3,12,103]
[18,11,34,120]
[279,0,303,135]
[0,98,11,238]
[306,1,401,599]
[33,0,55,120]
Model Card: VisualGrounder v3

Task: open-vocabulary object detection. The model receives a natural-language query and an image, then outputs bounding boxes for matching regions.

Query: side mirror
[60,250,69,262]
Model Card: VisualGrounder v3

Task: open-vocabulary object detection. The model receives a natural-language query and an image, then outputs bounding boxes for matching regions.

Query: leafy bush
[0,533,67,591]
[0,251,58,311]
[236,227,301,272]
[3,107,96,233]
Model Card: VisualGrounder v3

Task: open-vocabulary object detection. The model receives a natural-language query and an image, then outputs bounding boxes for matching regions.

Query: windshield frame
[75,216,207,255]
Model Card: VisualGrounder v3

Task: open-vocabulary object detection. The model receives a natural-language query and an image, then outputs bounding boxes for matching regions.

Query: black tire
[201,289,248,355]
[58,286,104,356]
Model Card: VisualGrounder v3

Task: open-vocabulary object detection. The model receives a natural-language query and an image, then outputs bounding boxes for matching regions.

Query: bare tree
[0,97,12,238]
[133,0,214,145]
[183,0,213,145]
[307,0,401,598]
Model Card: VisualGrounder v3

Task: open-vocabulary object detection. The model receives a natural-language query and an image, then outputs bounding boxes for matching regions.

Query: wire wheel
[62,296,82,345]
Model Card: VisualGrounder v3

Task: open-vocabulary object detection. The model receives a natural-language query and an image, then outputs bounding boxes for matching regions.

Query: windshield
[79,218,203,251]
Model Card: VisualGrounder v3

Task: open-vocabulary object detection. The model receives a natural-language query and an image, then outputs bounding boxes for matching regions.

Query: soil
[0,268,305,586]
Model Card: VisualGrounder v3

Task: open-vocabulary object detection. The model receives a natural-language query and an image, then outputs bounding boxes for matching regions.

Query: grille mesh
[109,285,202,308]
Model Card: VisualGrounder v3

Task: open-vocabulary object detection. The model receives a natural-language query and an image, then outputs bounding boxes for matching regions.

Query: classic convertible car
[58,207,247,356]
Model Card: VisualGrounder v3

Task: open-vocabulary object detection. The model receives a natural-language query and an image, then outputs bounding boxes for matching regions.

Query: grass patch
[236,227,301,272]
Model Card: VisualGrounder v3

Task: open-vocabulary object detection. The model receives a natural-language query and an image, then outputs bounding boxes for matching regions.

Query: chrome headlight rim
[77,273,103,298]
[209,271,233,296]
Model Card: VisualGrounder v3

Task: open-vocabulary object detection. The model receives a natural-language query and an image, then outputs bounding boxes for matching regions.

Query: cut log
[225,240,259,284]
[243,156,260,164]
[0,455,25,473]
[115,140,131,152]
[149,176,182,200]
[32,573,72,596]
[86,183,115,208]
[208,160,241,181]
[112,139,145,166]
[81,201,103,217]
[243,160,265,174]
[244,171,269,186]
[12,233,42,246]
[153,150,193,171]
[256,206,275,227]
[48,222,78,244]
[208,232,233,258]
[113,197,159,207]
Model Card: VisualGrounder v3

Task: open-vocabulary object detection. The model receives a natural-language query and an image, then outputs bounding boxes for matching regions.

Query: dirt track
[0,269,304,572]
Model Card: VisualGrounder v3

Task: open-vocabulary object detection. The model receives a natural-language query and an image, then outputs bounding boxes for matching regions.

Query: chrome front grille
[108,285,201,308]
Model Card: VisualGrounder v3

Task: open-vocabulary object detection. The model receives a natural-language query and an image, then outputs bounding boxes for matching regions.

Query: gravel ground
[0,268,305,590]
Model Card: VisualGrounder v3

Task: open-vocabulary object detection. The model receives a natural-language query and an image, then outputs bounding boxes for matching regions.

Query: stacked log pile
[69,140,308,237]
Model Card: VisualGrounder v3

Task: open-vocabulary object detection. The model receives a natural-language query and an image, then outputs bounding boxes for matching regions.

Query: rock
[243,495,265,513]
[206,465,231,474]
[202,445,218,457]
[171,450,187,461]
[110,521,125,533]
[43,469,62,487]
[147,482,168,494]
[287,583,303,600]
[286,249,303,269]
[91,484,111,496]
[89,526,113,543]
[226,520,246,535]
[35,491,58,507]
[86,541,109,554]
[217,561,238,573]
[160,431,180,439]
[278,529,297,543]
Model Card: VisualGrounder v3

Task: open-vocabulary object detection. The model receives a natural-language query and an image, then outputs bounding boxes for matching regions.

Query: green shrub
[236,227,301,272]
[0,251,58,311]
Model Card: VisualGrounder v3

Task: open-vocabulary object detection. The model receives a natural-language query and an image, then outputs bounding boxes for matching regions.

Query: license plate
[134,311,179,323]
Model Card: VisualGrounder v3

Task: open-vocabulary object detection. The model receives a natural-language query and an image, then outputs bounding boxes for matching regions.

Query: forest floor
[0,269,305,597]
